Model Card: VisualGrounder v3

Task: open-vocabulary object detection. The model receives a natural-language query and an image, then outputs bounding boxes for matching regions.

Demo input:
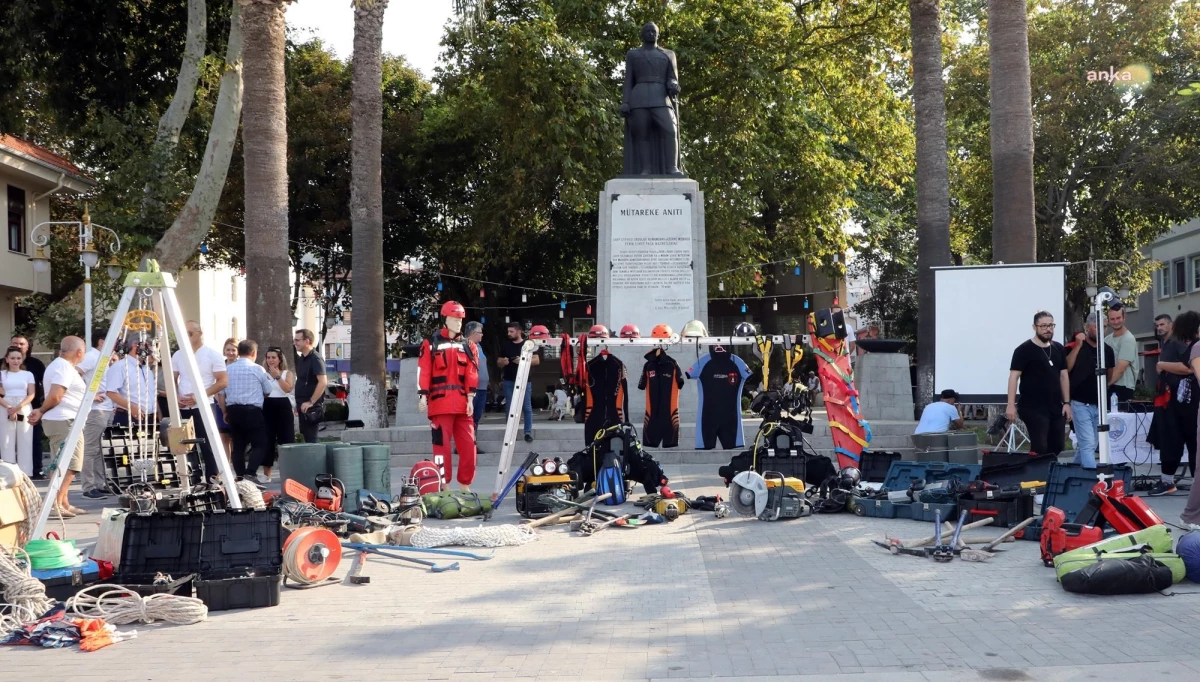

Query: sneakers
[257,474,271,485]
[1149,481,1178,496]
[1183,519,1200,533]
[81,489,108,499]
[524,432,533,443]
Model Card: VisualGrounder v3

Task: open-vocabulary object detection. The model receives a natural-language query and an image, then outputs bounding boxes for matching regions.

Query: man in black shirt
[496,322,540,442]
[292,329,328,443]
[11,335,45,478]
[1066,312,1115,467]
[1151,313,1198,494]
[1006,311,1071,456]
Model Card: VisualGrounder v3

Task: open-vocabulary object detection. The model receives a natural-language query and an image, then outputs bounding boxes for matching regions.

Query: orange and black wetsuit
[584,353,628,445]
[638,349,685,448]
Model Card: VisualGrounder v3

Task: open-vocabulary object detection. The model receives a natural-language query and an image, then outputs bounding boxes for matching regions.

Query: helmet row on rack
[439,303,759,340]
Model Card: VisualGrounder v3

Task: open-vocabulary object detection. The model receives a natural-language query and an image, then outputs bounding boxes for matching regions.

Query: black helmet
[734,322,757,337]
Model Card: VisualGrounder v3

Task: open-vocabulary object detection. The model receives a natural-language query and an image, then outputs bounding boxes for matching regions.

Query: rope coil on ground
[0,545,56,638]
[411,525,538,548]
[67,584,207,625]
[234,480,266,509]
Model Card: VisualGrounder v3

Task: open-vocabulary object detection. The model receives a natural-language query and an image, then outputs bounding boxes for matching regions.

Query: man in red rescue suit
[418,301,480,490]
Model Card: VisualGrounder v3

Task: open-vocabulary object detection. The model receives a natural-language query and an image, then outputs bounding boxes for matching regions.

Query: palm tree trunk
[349,0,389,428]
[150,0,244,273]
[988,0,1036,263]
[241,0,292,359]
[909,0,953,409]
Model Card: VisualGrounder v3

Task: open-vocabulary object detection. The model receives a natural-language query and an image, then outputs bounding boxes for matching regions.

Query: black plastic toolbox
[195,508,284,611]
[980,451,1057,488]
[960,493,1036,529]
[115,512,204,596]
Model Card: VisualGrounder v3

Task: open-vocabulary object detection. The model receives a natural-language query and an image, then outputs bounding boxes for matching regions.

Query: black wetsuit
[584,354,629,445]
[688,347,750,450]
[638,350,685,448]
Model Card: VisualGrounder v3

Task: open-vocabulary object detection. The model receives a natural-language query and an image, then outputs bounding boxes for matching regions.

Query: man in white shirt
[106,341,158,430]
[914,389,966,435]
[28,336,88,517]
[78,331,115,499]
[174,321,228,480]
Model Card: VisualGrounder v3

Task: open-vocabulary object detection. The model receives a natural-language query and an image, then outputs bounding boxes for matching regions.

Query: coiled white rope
[0,546,56,639]
[68,583,207,625]
[234,480,265,510]
[411,524,538,548]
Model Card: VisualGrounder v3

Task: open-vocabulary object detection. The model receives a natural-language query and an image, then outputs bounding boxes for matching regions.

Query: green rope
[23,539,81,571]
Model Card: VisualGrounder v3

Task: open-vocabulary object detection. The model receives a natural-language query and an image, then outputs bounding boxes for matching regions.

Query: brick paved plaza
[6,457,1200,681]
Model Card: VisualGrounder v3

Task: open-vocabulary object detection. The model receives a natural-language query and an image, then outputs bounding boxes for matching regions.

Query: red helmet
[529,325,550,340]
[440,300,466,319]
[588,324,610,339]
[650,323,674,339]
[619,324,641,338]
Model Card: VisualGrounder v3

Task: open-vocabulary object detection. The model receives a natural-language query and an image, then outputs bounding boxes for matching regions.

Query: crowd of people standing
[0,325,330,516]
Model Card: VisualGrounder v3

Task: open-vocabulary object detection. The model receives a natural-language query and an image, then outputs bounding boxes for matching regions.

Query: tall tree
[909,0,953,406]
[988,0,1036,263]
[349,0,389,429]
[150,0,245,273]
[240,0,293,358]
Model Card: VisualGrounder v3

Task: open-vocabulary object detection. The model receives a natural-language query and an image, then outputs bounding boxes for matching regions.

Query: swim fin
[595,453,626,506]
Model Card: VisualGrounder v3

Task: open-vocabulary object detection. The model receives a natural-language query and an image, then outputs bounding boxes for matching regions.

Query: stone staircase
[352,410,918,473]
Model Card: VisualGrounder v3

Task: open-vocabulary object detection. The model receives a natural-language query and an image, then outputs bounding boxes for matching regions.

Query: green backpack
[422,491,494,520]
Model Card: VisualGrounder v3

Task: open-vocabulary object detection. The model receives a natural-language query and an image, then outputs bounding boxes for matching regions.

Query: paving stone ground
[6,464,1200,681]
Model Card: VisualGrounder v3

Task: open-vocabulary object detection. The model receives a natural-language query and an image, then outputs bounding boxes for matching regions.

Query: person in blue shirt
[914,389,965,434]
[465,322,489,454]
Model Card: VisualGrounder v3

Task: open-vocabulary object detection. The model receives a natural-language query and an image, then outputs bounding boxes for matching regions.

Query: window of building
[1160,263,1171,298]
[231,317,239,339]
[7,186,26,254]
[230,276,238,302]
[1193,256,1200,292]
[1176,259,1187,296]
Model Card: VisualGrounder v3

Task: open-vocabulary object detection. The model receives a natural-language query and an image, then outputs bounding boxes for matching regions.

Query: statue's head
[641,22,658,46]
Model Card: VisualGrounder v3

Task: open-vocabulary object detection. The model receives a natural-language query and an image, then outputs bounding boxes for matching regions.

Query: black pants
[227,404,269,477]
[1019,408,1066,456]
[263,397,295,466]
[1159,399,1199,477]
[299,407,320,443]
[31,423,43,476]
[181,406,219,481]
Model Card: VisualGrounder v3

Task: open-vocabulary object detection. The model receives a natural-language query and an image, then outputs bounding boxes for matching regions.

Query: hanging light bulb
[522,292,527,303]
[740,302,747,313]
[803,298,810,309]
[200,243,209,255]
[505,315,510,323]
[481,315,486,323]
[559,309,564,319]
[718,280,725,292]
[586,304,592,315]
[560,300,567,310]
[437,280,443,291]
[479,287,486,298]
[772,299,778,311]
[794,265,801,276]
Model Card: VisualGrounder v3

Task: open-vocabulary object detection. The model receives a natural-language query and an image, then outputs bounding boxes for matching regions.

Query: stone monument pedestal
[595,176,707,430]
[855,353,916,422]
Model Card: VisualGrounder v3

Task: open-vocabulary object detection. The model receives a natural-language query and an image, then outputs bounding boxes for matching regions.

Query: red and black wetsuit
[638,349,685,448]
[584,354,629,445]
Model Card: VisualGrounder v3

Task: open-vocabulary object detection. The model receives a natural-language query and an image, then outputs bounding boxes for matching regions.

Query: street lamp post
[29,205,123,347]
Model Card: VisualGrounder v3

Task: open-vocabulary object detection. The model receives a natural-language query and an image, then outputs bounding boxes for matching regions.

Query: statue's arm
[621,52,635,105]
[666,50,680,97]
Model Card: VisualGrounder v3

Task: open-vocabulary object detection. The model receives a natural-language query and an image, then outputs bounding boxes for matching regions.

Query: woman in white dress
[0,346,37,474]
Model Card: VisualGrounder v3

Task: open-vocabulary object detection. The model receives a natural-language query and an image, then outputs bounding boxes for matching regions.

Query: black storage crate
[980,452,1057,488]
[960,493,1036,529]
[116,512,204,595]
[196,508,284,611]
[194,572,282,611]
[753,452,836,487]
[860,451,901,483]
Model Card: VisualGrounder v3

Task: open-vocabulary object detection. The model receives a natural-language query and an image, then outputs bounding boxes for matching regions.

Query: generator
[761,471,811,521]
[514,473,576,519]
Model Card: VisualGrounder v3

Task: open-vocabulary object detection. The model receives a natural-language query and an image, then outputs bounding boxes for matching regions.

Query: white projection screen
[933,264,1065,403]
